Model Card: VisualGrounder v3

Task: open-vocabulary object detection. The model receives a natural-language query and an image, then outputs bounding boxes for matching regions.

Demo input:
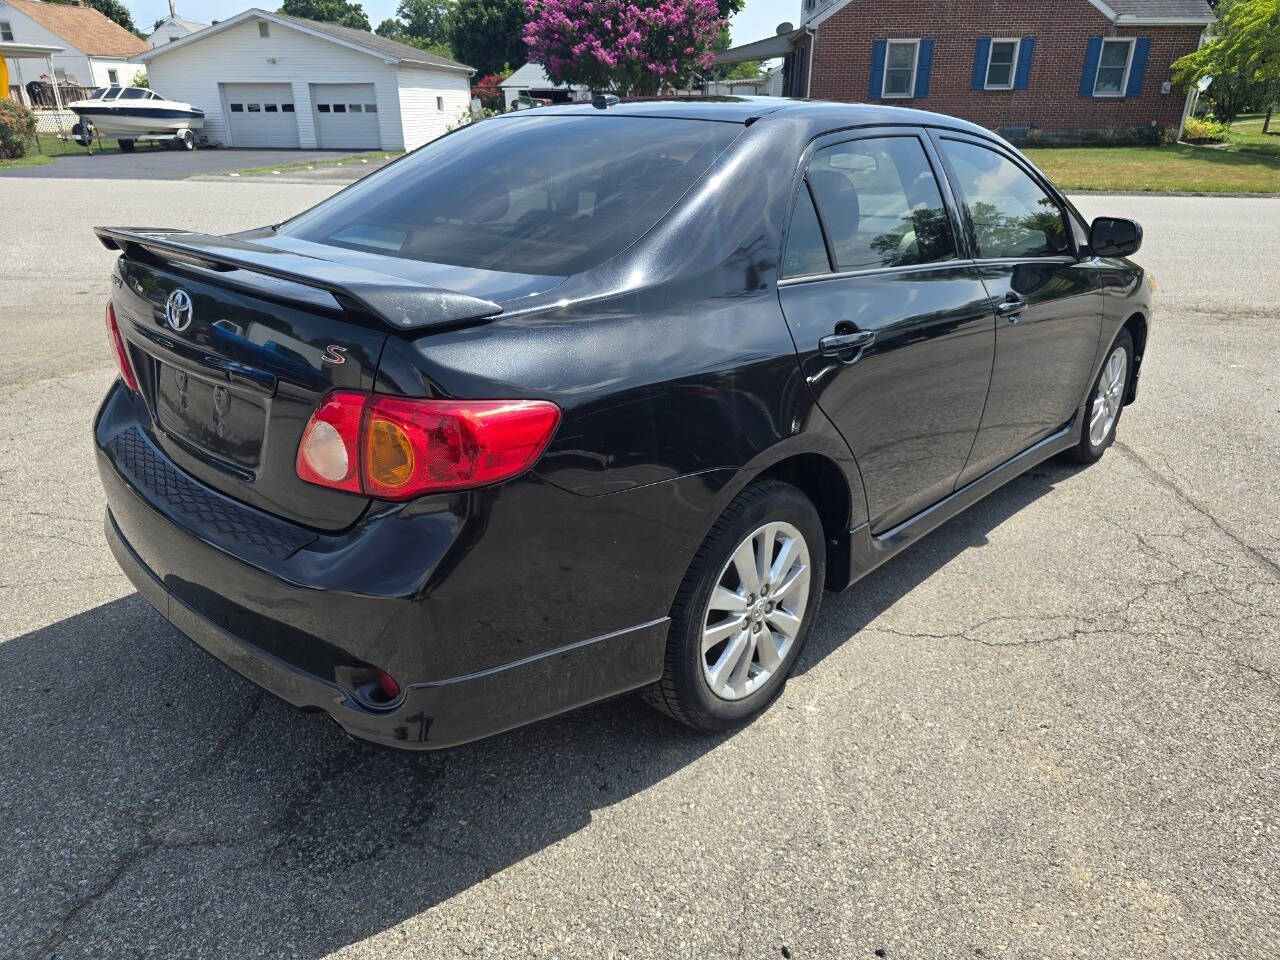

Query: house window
[229,103,244,112]
[436,96,444,111]
[0,21,14,42]
[318,103,330,112]
[333,103,346,112]
[258,21,270,38]
[985,39,1019,90]
[1093,38,1134,96]
[106,69,119,85]
[882,40,919,98]
[264,103,278,112]
[247,102,261,112]
[365,103,376,113]
[348,103,362,112]
[282,103,295,112]
[168,36,180,43]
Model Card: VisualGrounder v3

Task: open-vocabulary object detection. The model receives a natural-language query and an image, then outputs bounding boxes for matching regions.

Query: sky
[131,0,796,48]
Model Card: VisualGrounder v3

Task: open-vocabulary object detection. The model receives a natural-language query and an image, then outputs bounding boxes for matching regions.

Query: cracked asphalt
[0,179,1276,960]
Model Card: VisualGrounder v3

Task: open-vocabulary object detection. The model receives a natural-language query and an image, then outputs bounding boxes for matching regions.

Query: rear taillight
[105,301,138,392]
[296,392,560,500]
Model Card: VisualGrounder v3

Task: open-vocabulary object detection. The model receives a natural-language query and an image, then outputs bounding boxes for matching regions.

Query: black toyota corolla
[94,98,1149,749]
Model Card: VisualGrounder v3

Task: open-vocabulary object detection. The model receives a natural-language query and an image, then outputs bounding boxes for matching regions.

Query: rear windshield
[280,115,742,276]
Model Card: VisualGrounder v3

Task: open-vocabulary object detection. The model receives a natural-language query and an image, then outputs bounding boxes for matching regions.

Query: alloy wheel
[701,521,811,701]
[1089,346,1128,448]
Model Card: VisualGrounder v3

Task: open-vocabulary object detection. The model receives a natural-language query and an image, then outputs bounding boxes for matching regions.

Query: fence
[22,81,96,109]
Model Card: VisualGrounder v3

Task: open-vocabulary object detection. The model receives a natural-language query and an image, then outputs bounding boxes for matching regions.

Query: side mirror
[1090,217,1143,258]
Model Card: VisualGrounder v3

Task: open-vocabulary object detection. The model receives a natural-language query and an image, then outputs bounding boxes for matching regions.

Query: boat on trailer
[67,85,204,150]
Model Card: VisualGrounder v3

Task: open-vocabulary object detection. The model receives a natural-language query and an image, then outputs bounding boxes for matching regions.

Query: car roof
[516,96,998,139]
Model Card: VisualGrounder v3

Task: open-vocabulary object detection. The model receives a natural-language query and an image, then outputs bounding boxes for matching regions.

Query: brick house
[717,0,1215,139]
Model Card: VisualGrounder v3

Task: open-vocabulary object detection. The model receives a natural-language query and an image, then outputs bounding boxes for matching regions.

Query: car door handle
[995,297,1027,320]
[818,330,875,355]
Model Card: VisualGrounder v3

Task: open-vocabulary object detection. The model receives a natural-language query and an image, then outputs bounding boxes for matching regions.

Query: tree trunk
[1265,106,1273,134]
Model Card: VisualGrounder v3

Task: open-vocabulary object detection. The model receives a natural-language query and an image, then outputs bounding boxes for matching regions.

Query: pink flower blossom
[524,0,725,95]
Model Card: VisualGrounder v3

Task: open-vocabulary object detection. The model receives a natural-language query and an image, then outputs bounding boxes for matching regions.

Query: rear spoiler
[94,226,503,331]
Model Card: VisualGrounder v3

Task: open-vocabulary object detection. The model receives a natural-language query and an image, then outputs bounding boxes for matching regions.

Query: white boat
[67,85,204,150]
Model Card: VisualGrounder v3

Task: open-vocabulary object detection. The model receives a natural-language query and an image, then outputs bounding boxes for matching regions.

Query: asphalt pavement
[0,178,1276,959]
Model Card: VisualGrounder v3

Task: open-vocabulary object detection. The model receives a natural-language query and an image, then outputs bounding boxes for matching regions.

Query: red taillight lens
[295,391,365,493]
[105,301,139,392]
[296,392,560,500]
[374,668,401,701]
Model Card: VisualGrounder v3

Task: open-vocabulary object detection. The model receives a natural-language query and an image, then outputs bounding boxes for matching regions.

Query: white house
[133,9,475,151]
[148,2,208,49]
[499,62,589,110]
[1,0,147,92]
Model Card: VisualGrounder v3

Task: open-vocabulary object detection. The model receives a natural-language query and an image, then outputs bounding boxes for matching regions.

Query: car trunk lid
[98,227,513,531]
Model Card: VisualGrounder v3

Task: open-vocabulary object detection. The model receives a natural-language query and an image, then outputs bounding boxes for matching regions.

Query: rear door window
[804,136,956,272]
[782,184,832,278]
[939,139,1070,258]
[282,115,742,276]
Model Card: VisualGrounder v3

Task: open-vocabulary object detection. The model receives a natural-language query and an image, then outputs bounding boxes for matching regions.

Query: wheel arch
[1121,311,1147,404]
[691,438,867,593]
[758,452,857,591]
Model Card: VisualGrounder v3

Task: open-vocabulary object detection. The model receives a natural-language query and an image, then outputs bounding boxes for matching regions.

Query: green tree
[48,0,139,35]
[130,69,149,88]
[712,27,760,80]
[1173,0,1279,125]
[448,0,528,75]
[277,0,372,31]
[395,0,453,45]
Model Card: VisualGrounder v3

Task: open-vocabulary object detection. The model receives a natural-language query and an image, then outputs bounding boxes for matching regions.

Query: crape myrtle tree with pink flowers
[522,0,728,96]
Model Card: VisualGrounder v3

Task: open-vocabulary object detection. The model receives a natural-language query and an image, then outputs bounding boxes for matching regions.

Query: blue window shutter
[1014,37,1035,90]
[915,39,934,97]
[1126,37,1151,96]
[869,40,886,98]
[972,38,991,90]
[1080,36,1102,96]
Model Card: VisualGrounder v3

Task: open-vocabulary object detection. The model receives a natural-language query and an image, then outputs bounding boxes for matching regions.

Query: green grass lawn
[0,132,125,169]
[1024,117,1280,194]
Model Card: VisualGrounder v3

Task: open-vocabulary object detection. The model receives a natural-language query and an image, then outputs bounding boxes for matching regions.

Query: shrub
[473,69,509,111]
[0,99,37,160]
[1182,116,1229,143]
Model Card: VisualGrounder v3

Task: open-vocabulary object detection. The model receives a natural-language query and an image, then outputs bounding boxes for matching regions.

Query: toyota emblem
[165,288,194,332]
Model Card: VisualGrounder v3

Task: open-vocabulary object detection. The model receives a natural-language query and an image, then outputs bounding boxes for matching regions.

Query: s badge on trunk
[165,289,193,332]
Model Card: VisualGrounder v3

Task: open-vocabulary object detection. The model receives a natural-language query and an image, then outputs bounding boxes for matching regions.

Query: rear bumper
[95,382,668,750]
[106,511,665,749]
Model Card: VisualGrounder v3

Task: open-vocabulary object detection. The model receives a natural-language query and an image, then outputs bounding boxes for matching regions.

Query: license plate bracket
[154,363,267,471]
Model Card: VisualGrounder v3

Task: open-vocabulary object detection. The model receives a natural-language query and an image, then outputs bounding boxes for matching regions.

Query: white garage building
[133,8,474,151]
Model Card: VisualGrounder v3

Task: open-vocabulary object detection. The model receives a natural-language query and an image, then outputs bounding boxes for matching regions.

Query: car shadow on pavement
[1,460,1079,957]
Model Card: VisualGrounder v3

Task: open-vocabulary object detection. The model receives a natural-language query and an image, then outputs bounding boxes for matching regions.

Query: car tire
[71,122,90,147]
[118,139,135,153]
[1068,328,1134,464]
[642,479,826,731]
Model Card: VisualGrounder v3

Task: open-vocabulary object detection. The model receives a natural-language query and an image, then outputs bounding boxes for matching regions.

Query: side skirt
[836,408,1083,590]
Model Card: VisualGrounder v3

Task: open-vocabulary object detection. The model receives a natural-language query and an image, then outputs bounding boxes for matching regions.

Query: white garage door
[311,83,381,149]
[221,83,299,148]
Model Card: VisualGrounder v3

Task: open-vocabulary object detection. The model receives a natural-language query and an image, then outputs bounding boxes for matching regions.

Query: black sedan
[93,98,1149,749]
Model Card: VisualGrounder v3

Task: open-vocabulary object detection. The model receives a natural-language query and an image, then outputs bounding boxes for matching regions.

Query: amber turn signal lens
[366,417,415,488]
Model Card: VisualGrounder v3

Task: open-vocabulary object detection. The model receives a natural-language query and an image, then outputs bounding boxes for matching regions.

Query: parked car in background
[92,98,1148,750]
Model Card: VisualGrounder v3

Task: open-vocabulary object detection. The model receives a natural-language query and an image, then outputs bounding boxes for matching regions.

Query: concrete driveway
[0,179,1277,959]
[0,147,367,180]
